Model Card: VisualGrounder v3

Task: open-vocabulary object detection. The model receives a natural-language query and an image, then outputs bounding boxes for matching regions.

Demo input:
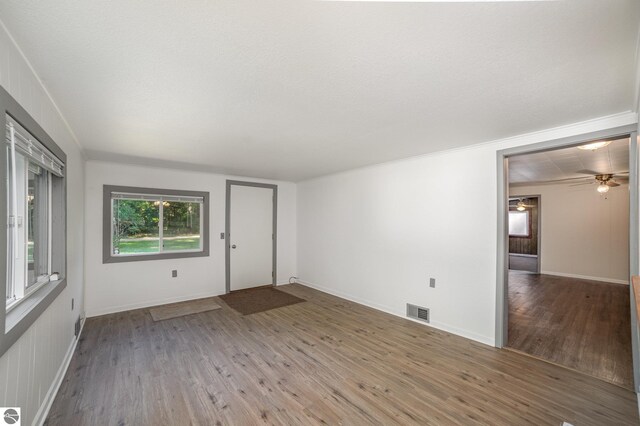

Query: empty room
[506,138,633,388]
[0,1,639,425]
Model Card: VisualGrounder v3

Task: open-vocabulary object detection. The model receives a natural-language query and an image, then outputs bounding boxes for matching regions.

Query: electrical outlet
[429,278,436,288]
[172,270,178,278]
[220,232,225,239]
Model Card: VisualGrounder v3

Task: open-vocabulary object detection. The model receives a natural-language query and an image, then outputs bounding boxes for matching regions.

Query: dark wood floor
[508,271,633,389]
[508,254,538,273]
[46,284,638,425]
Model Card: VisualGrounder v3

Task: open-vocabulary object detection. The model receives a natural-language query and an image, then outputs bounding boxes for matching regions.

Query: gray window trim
[103,185,210,263]
[0,84,67,358]
[225,180,278,294]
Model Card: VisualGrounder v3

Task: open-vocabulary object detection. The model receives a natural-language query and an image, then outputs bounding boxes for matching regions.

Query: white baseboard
[295,279,494,346]
[540,270,629,285]
[87,291,224,317]
[89,283,304,316]
[34,315,85,426]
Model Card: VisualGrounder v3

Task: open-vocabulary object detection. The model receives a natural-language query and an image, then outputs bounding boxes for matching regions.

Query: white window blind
[5,116,64,177]
[111,192,204,203]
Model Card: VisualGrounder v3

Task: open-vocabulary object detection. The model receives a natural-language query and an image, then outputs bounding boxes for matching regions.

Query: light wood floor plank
[45,284,638,425]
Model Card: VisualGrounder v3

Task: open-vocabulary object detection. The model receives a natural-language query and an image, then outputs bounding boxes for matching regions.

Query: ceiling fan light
[516,205,526,211]
[577,141,611,151]
[597,183,610,193]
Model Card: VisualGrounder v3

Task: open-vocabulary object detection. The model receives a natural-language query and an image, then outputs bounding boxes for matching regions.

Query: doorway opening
[225,180,277,293]
[496,126,639,392]
[508,195,541,273]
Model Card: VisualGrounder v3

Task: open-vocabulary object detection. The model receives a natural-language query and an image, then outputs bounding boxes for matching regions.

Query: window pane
[508,211,529,237]
[27,163,49,287]
[6,147,14,303]
[163,201,201,252]
[7,151,28,303]
[112,199,160,255]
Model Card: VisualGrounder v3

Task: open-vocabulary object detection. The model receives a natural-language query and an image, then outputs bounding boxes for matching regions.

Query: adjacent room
[0,1,639,425]
[506,138,633,389]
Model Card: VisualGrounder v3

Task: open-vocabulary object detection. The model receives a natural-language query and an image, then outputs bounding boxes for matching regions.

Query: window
[508,211,530,237]
[0,87,67,358]
[103,186,209,263]
[6,117,63,311]
[112,194,202,255]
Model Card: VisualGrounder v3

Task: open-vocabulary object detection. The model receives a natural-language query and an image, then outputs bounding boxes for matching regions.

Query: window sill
[6,279,49,314]
[5,278,65,332]
[103,250,209,264]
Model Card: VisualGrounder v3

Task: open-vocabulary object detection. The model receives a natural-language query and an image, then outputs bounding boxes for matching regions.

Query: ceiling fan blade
[560,176,593,182]
[575,169,602,175]
[614,176,629,183]
[569,181,592,187]
[607,181,620,187]
[531,176,592,185]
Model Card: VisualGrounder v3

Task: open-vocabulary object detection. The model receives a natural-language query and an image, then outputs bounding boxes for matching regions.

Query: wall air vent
[406,303,430,323]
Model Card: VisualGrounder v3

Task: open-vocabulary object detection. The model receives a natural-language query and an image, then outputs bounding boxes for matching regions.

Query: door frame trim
[225,180,278,294]
[495,124,639,391]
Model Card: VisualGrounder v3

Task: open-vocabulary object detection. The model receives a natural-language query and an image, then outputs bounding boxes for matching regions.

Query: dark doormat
[219,286,305,315]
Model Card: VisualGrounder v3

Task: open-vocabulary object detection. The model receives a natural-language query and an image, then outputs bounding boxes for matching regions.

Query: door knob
[231,244,237,249]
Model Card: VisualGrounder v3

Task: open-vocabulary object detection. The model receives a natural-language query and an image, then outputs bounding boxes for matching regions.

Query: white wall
[511,183,629,284]
[84,161,296,317]
[0,23,85,425]
[297,112,637,346]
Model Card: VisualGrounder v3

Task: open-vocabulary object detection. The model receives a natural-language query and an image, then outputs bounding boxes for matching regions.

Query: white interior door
[229,185,274,291]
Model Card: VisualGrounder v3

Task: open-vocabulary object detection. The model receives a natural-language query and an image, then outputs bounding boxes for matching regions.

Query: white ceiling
[509,137,630,185]
[0,1,638,181]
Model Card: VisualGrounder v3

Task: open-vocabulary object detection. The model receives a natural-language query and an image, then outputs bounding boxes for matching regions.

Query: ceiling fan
[568,169,629,193]
[509,197,535,211]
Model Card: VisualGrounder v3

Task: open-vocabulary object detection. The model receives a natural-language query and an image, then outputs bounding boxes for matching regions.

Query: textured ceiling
[509,137,630,185]
[0,0,638,181]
